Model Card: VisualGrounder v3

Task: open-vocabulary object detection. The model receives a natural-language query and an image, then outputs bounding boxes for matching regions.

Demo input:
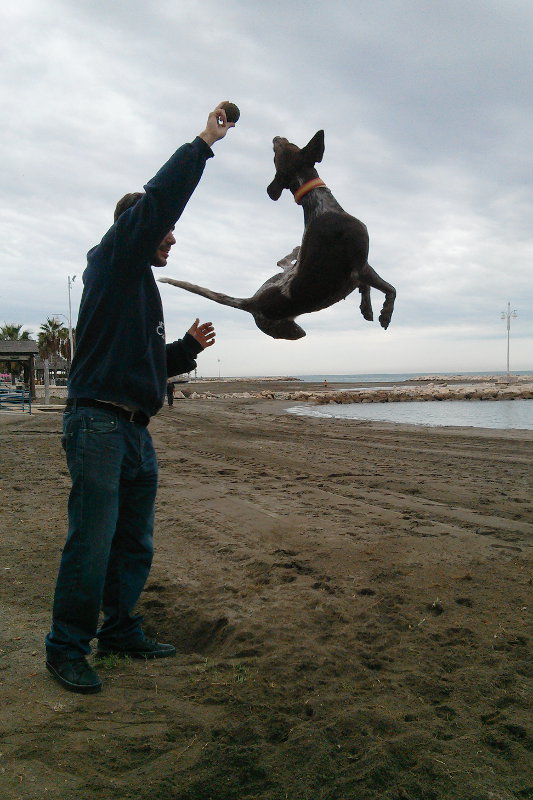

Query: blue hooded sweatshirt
[68,136,214,418]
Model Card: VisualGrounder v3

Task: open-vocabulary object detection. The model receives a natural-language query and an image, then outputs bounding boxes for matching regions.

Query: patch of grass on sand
[93,653,131,669]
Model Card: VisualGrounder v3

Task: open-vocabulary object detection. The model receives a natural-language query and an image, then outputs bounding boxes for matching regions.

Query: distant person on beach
[166,378,175,407]
[45,102,235,694]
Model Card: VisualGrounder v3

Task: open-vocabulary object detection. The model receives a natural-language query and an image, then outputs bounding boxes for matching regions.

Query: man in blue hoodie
[45,102,235,693]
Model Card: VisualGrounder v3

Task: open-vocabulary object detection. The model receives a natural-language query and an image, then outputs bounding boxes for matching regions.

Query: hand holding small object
[199,101,239,146]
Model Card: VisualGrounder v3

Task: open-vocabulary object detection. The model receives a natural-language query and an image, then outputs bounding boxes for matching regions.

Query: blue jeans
[45,407,158,659]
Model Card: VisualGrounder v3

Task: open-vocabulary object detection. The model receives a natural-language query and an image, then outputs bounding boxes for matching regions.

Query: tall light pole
[68,275,76,364]
[500,301,517,375]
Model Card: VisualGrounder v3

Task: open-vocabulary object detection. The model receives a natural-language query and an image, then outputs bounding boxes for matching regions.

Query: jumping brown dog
[159,130,396,339]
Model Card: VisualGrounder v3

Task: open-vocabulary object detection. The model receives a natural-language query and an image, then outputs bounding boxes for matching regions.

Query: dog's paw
[277,246,300,269]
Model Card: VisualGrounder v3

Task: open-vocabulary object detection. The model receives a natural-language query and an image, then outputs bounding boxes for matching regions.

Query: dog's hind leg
[360,264,396,329]
[253,313,306,340]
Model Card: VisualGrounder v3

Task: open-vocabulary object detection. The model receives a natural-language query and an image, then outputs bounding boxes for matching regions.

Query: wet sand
[1,385,532,799]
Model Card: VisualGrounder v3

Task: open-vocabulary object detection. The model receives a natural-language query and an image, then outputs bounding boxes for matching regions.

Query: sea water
[287,399,533,431]
[288,373,533,431]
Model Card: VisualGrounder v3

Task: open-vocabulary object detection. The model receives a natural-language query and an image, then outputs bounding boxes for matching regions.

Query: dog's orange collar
[294,178,326,204]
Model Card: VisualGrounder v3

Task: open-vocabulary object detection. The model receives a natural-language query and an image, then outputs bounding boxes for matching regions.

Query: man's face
[151,229,176,267]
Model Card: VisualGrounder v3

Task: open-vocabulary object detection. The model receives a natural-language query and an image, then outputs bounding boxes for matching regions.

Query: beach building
[0,340,39,397]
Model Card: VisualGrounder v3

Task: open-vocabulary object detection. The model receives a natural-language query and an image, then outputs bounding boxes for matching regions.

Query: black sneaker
[46,655,102,694]
[96,637,176,660]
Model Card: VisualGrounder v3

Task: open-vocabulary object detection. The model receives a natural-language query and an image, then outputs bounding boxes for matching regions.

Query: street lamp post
[68,275,76,362]
[500,301,517,376]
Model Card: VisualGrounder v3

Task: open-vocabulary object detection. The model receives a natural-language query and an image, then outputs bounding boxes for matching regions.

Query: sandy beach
[1,382,532,800]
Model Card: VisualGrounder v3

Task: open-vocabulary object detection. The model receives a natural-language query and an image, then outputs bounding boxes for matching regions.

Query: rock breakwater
[175,382,533,405]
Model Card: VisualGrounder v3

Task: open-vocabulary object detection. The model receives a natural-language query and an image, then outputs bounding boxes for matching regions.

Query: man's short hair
[114,192,144,222]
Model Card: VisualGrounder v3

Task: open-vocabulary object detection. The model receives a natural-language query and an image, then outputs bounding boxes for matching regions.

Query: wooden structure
[34,355,69,385]
[0,340,39,398]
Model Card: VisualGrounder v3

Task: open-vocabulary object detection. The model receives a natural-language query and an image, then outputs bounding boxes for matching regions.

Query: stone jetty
[175,381,533,405]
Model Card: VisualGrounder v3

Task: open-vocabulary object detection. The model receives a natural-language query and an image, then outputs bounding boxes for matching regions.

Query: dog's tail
[158,278,250,311]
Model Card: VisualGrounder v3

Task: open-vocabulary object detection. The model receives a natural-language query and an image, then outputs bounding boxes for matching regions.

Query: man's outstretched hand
[188,319,216,349]
[199,101,236,147]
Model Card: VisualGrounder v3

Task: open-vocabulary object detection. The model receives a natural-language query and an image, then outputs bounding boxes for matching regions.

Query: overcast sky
[2,0,532,376]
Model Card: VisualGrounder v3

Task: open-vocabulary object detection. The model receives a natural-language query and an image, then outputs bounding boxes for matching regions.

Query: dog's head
[267,130,325,201]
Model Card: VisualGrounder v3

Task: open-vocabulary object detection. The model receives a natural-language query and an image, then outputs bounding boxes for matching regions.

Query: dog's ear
[267,173,285,201]
[301,130,325,166]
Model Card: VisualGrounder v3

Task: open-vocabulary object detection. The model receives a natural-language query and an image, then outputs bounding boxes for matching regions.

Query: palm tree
[0,322,32,340]
[58,327,73,365]
[38,317,67,362]
[38,317,68,403]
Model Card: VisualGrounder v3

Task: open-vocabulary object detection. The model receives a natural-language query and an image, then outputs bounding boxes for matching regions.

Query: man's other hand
[188,319,216,349]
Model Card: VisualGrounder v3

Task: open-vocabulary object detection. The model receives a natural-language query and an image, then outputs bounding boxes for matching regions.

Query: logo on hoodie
[156,321,165,338]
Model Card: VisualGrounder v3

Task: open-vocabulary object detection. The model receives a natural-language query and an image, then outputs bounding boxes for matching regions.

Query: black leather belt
[65,398,150,426]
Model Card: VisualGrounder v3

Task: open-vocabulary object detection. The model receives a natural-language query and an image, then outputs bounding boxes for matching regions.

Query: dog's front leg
[360,263,396,330]
[359,285,373,321]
